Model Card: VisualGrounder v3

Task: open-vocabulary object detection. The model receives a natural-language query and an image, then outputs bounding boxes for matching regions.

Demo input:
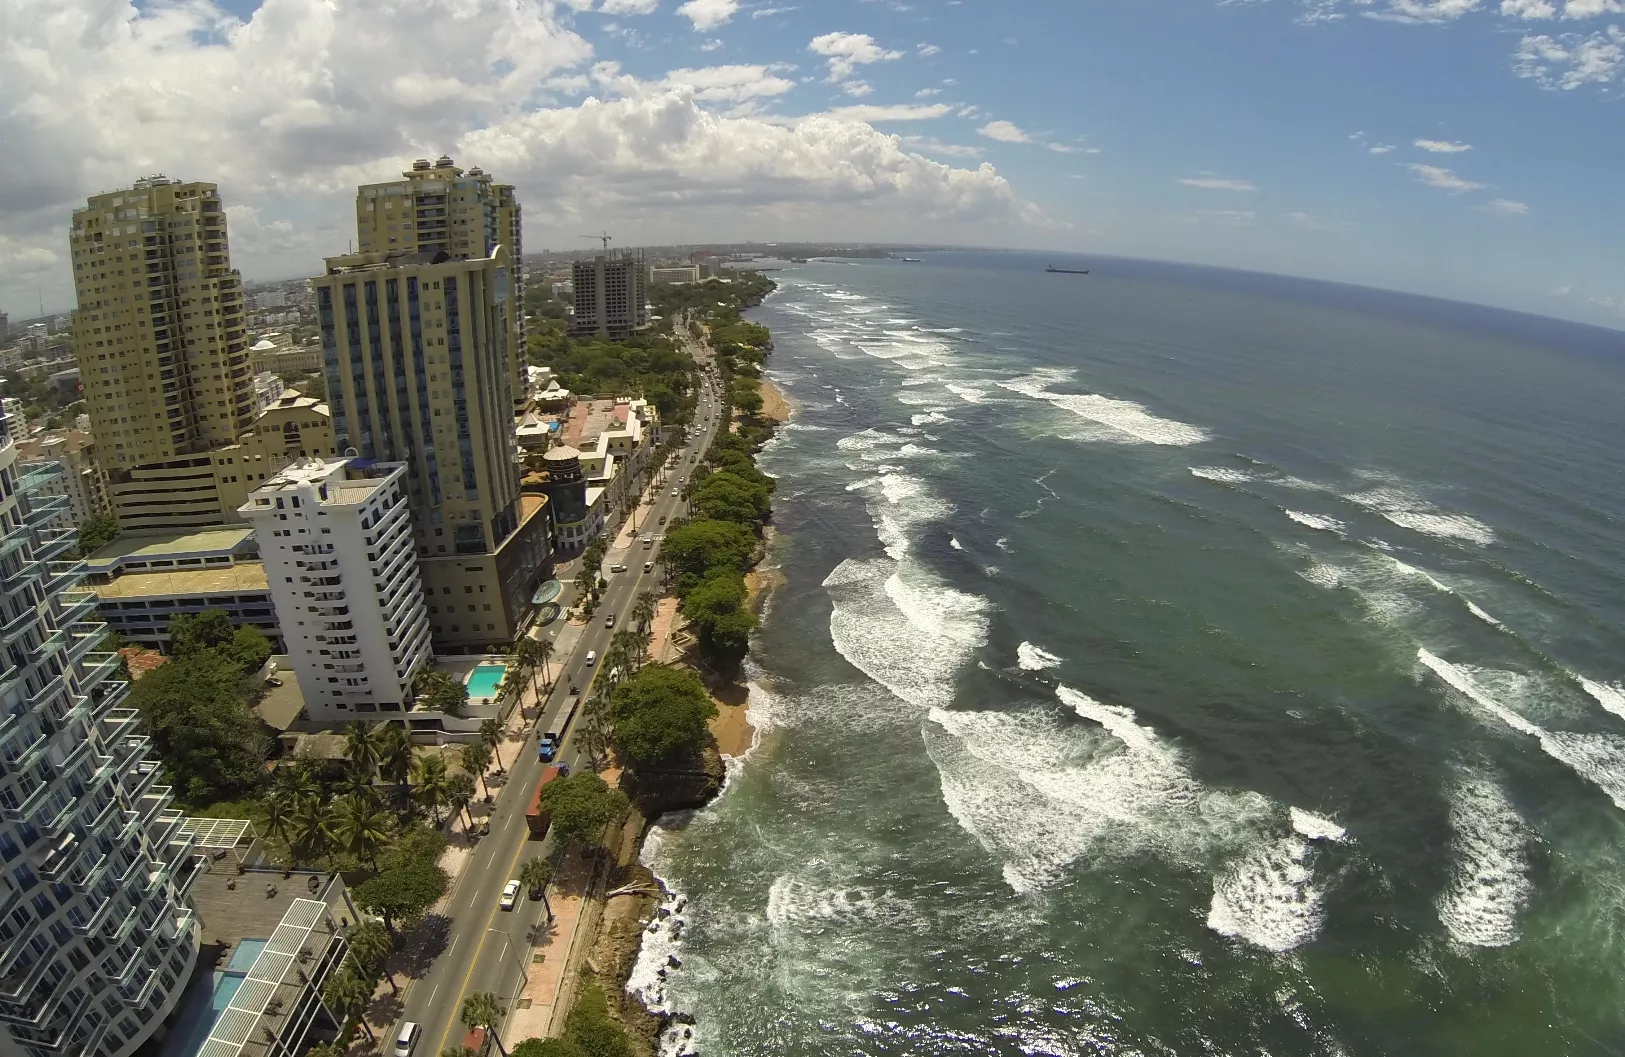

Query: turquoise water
[630,253,1625,1056]
[466,664,506,700]
[227,938,267,972]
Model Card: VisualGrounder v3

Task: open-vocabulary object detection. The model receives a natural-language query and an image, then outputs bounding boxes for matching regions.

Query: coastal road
[390,371,724,1054]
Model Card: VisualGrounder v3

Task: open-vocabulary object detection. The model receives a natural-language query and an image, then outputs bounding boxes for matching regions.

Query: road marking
[429,984,439,1006]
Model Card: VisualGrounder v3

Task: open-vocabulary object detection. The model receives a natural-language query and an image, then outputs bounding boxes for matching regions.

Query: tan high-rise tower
[355,156,526,410]
[70,177,335,533]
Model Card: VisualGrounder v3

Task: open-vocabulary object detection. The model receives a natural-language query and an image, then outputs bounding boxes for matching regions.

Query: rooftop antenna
[580,231,613,252]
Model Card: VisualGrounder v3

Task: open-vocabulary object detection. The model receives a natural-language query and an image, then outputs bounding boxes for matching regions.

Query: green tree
[344,720,380,776]
[321,967,375,1040]
[609,665,717,769]
[479,716,506,770]
[331,794,392,871]
[632,591,658,634]
[376,723,414,809]
[448,771,477,829]
[518,857,554,920]
[411,753,451,822]
[460,742,493,799]
[510,1040,584,1057]
[661,519,754,588]
[443,1047,479,1057]
[76,512,118,556]
[415,669,468,717]
[537,772,628,853]
[287,796,331,864]
[563,981,633,1057]
[353,858,448,932]
[460,992,508,1057]
[347,919,396,994]
[307,1044,345,1057]
[228,625,272,674]
[128,649,270,804]
[167,610,236,658]
[677,572,755,670]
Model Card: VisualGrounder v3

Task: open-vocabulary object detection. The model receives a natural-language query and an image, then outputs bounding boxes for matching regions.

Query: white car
[500,879,520,911]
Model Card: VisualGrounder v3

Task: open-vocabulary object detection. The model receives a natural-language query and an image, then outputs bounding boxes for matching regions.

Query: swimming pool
[465,663,506,701]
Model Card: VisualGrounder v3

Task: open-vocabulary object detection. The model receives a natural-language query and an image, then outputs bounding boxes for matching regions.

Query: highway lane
[394,372,725,1055]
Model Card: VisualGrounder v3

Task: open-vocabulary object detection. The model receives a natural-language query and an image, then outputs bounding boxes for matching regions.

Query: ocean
[628,251,1625,1056]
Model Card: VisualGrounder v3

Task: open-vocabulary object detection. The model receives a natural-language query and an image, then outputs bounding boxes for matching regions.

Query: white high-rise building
[0,404,201,1057]
[240,458,431,721]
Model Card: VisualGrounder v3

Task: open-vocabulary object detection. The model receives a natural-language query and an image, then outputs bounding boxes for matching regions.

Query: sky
[1,0,1622,327]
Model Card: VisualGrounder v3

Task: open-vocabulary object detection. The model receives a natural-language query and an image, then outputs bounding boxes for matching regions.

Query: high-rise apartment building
[70,178,254,529]
[241,458,432,720]
[0,310,9,344]
[0,405,201,1057]
[354,157,526,411]
[69,178,338,537]
[569,253,647,340]
[309,246,551,650]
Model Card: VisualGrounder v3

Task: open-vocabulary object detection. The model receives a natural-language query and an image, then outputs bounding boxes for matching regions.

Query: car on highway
[538,732,560,762]
[610,563,627,573]
[670,489,679,497]
[605,613,616,628]
[658,515,667,525]
[500,879,521,911]
[643,561,654,573]
[394,1023,421,1057]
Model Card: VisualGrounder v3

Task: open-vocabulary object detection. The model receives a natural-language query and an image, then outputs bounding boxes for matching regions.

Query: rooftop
[93,562,270,599]
[87,526,256,573]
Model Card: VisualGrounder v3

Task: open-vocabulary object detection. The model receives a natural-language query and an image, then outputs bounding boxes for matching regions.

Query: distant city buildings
[15,428,109,528]
[650,265,701,285]
[241,458,432,720]
[87,525,278,652]
[570,252,647,340]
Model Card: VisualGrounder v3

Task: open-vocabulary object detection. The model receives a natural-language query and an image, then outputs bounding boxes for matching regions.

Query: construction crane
[580,231,613,251]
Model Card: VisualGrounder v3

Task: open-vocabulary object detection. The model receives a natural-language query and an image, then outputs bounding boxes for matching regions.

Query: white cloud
[1404,163,1488,192]
[1479,197,1530,213]
[809,32,904,81]
[1364,0,1484,23]
[676,0,740,31]
[1045,142,1084,153]
[1286,211,1352,231]
[823,103,955,121]
[842,80,874,97]
[1368,144,1397,153]
[1514,27,1625,87]
[915,87,942,97]
[0,0,1042,310]
[1415,138,1474,151]
[1501,0,1558,17]
[917,43,942,56]
[1179,176,1259,191]
[978,120,1031,143]
[900,135,983,158]
[600,0,660,12]
[699,38,724,51]
[751,5,796,16]
[1195,209,1258,225]
[1561,0,1624,15]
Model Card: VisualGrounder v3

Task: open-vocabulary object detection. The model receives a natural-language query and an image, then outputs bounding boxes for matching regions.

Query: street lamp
[486,927,530,1001]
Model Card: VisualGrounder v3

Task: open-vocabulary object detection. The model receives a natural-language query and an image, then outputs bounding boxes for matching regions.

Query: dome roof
[543,445,582,461]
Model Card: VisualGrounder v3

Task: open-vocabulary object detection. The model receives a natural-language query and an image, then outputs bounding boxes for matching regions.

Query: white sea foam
[1435,773,1531,947]
[1388,559,1505,628]
[1419,649,1625,811]
[944,382,988,403]
[1346,487,1496,546]
[825,559,990,710]
[1580,677,1625,722]
[1284,510,1348,535]
[1290,807,1349,843]
[1016,641,1064,671]
[1190,466,1256,485]
[948,536,962,550]
[998,375,1211,446]
[627,824,691,1018]
[911,410,952,426]
[995,537,1013,552]
[1207,832,1325,954]
[766,875,913,932]
[1298,562,1342,590]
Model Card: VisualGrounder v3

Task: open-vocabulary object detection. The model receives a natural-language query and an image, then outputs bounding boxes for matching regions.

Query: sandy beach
[758,375,792,423]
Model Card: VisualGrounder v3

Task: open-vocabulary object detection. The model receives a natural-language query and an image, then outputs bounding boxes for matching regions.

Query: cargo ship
[1046,265,1090,274]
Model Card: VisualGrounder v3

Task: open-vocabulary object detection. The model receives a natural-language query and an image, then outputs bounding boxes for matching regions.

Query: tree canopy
[76,512,118,556]
[536,772,629,849]
[511,1039,584,1057]
[562,981,633,1057]
[352,824,449,930]
[128,648,269,804]
[609,665,717,769]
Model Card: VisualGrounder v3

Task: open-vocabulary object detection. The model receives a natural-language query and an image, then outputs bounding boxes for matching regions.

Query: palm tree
[338,765,379,808]
[347,920,396,994]
[447,771,476,829]
[376,723,414,810]
[518,857,554,922]
[633,591,658,633]
[287,797,331,864]
[575,719,610,773]
[271,763,319,805]
[330,794,391,871]
[535,638,556,691]
[322,967,375,1040]
[260,789,293,848]
[459,992,507,1057]
[344,720,380,777]
[511,637,543,700]
[479,716,505,770]
[411,753,451,823]
[460,742,493,799]
[611,629,644,672]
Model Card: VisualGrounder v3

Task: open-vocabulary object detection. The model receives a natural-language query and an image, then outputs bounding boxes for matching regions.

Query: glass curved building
[0,404,200,1057]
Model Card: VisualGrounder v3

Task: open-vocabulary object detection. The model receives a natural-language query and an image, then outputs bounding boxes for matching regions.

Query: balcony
[44,559,88,595]
[78,652,123,694]
[23,495,68,526]
[32,530,74,565]
[57,592,98,627]
[0,560,42,593]
[3,775,52,820]
[1,603,39,647]
[15,464,63,494]
[67,626,105,664]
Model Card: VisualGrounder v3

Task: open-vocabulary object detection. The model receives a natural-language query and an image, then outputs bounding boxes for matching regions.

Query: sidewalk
[497,853,596,1044]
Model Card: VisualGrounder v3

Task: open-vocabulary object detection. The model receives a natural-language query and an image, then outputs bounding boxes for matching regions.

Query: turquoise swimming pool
[466,663,506,700]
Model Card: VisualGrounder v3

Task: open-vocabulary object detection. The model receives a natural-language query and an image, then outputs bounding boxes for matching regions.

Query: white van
[394,1022,421,1057]
[585,650,597,667]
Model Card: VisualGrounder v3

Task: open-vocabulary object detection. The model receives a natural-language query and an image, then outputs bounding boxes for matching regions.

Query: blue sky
[3,0,1622,325]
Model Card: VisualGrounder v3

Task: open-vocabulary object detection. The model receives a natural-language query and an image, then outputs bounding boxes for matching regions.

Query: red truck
[525,765,566,838]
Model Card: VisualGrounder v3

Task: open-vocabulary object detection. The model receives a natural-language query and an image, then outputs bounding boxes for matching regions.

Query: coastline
[758,375,792,424]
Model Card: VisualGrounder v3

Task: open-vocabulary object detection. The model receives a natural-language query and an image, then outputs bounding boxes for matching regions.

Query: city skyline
[0,0,1620,330]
